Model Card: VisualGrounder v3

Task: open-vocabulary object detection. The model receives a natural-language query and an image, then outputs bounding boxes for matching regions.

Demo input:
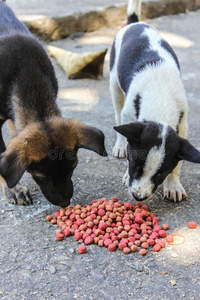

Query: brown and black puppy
[0,1,107,207]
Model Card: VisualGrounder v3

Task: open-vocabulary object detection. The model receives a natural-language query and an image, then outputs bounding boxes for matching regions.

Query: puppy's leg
[163,162,186,202]
[163,114,188,202]
[110,78,126,157]
[122,165,129,187]
[0,120,32,205]
[0,176,32,205]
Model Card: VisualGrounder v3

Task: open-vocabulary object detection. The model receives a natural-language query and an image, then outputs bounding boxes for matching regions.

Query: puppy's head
[0,117,107,207]
[114,121,200,201]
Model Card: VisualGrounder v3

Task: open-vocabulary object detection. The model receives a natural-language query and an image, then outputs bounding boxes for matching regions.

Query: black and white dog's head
[114,121,200,201]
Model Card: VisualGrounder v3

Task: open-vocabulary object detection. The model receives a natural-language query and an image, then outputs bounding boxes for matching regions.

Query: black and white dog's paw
[112,138,127,158]
[163,177,187,202]
[122,169,129,187]
[112,145,126,158]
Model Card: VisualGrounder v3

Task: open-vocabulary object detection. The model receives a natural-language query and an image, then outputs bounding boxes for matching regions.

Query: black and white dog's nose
[132,192,148,201]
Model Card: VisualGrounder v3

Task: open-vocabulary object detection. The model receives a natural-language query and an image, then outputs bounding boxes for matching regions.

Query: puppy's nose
[132,192,148,201]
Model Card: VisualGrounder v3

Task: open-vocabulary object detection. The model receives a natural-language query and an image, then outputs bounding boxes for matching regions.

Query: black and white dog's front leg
[163,161,186,202]
[110,77,127,158]
[164,114,188,202]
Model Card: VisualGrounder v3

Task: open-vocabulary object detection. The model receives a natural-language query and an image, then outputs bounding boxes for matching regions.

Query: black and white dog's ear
[114,122,144,141]
[178,138,200,163]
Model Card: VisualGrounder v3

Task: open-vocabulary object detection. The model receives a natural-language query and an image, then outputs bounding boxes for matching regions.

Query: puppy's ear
[0,125,49,188]
[48,118,107,156]
[77,126,107,156]
[0,149,29,188]
[178,138,200,163]
[114,122,144,141]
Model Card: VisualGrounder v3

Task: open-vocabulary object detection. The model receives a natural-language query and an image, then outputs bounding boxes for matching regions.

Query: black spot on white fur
[134,94,141,118]
[176,111,184,133]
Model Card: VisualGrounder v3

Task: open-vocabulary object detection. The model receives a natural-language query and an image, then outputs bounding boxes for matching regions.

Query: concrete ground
[0,3,200,300]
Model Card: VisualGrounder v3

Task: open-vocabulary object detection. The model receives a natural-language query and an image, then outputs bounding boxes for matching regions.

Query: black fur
[134,94,141,118]
[27,151,78,207]
[0,2,59,123]
[127,13,139,25]
[176,111,184,133]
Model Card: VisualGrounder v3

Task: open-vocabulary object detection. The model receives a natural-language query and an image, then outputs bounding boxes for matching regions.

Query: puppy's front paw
[163,178,187,202]
[112,145,126,158]
[3,182,32,205]
[122,169,129,187]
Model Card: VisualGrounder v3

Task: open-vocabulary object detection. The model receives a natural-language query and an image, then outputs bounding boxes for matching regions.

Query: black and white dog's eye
[157,173,162,177]
[136,166,140,171]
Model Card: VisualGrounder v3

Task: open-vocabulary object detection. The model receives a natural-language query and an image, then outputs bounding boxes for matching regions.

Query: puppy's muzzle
[132,192,149,201]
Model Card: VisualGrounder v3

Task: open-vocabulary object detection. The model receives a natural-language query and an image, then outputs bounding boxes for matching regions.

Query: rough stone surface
[7,0,200,40]
[0,8,200,300]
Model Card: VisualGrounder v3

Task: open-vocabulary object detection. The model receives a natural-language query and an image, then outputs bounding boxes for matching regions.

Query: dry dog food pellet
[159,230,167,238]
[141,242,149,249]
[165,235,174,244]
[139,249,147,256]
[123,247,131,254]
[78,245,87,254]
[188,222,196,229]
[56,234,64,241]
[63,228,71,237]
[47,198,170,255]
[46,215,53,222]
[153,244,161,252]
[85,236,93,245]
[131,245,138,252]
[162,224,169,230]
[108,243,117,251]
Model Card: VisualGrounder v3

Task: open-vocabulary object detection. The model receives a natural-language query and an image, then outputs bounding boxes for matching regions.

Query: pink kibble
[98,209,106,216]
[104,239,112,247]
[85,236,94,245]
[78,245,87,254]
[108,243,116,251]
[153,244,161,252]
[63,229,71,237]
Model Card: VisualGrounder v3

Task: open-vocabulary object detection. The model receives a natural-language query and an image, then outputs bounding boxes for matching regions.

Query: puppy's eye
[157,173,162,177]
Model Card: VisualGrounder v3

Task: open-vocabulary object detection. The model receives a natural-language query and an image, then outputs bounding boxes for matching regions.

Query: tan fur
[8,120,17,138]
[48,117,91,150]
[8,123,50,164]
[6,117,92,165]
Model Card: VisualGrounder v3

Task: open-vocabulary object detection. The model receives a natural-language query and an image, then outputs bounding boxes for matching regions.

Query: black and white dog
[110,0,200,202]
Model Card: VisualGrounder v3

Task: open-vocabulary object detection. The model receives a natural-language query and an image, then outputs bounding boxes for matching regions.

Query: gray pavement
[0,2,200,300]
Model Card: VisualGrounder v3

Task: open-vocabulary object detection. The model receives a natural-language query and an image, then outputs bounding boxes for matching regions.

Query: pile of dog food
[46,197,172,255]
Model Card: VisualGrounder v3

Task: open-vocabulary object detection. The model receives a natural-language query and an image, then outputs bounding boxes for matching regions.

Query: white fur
[127,0,141,19]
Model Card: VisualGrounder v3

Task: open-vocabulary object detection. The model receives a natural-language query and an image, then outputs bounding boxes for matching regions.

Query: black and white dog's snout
[131,192,149,201]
